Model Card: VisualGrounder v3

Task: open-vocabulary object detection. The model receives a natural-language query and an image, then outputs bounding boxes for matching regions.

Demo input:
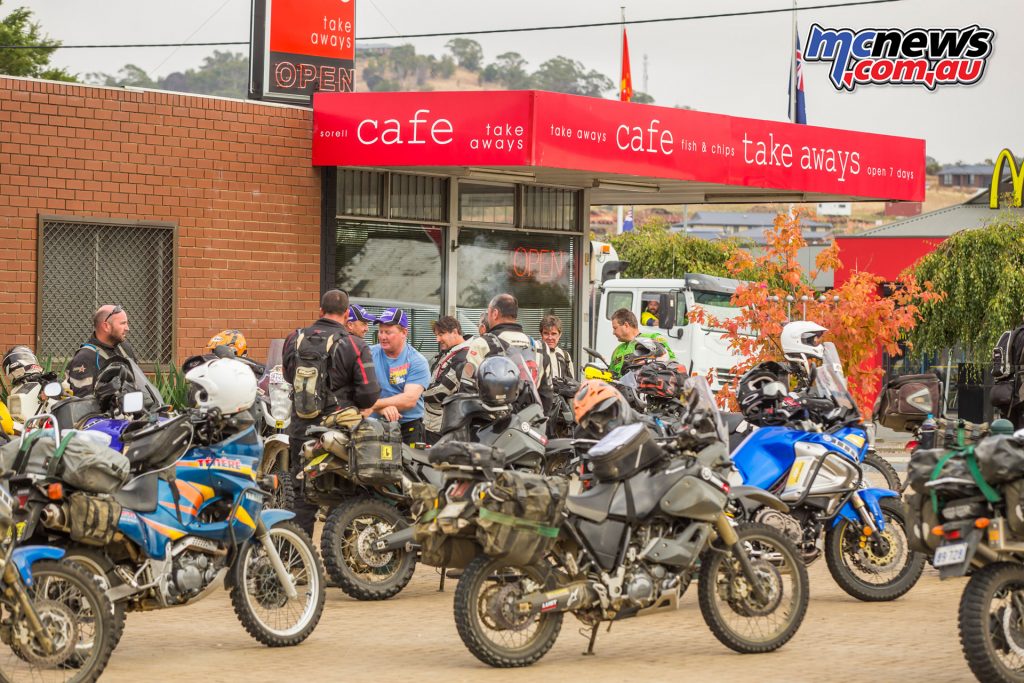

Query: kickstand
[438,565,447,592]
[582,625,599,656]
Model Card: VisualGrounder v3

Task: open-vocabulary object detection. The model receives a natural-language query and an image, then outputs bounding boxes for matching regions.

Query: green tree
[533,56,611,97]
[445,38,483,71]
[88,64,155,88]
[610,222,741,279]
[0,2,75,81]
[925,156,942,175]
[632,91,655,104]
[161,51,248,98]
[909,213,1024,362]
[481,51,533,89]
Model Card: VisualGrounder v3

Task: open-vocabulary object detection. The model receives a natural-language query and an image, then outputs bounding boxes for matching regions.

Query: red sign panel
[313,90,925,201]
[253,0,355,104]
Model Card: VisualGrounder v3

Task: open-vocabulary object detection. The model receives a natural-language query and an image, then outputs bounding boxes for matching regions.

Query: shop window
[337,169,384,217]
[38,216,175,364]
[390,173,448,222]
[523,187,578,231]
[458,183,515,225]
[605,291,632,319]
[335,221,443,357]
[457,228,576,350]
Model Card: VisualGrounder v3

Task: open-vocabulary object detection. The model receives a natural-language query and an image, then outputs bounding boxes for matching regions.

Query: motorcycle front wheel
[453,554,563,668]
[229,521,326,647]
[0,559,116,683]
[959,562,1024,683]
[698,522,809,654]
[824,497,925,601]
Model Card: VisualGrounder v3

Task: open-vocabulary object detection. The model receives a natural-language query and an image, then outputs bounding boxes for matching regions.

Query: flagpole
[790,0,797,122]
[617,6,625,234]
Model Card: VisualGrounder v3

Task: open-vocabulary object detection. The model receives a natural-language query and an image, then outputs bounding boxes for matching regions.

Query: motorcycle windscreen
[680,376,727,444]
[811,344,858,418]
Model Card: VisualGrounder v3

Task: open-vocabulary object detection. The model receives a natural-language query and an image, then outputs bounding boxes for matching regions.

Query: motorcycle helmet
[636,362,682,400]
[737,363,789,425]
[574,380,632,434]
[2,345,43,387]
[185,358,257,414]
[476,355,522,407]
[622,336,668,372]
[207,330,248,358]
[92,358,137,410]
[781,321,827,376]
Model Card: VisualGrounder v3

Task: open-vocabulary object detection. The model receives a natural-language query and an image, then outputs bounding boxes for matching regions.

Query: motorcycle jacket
[423,339,471,435]
[460,322,553,411]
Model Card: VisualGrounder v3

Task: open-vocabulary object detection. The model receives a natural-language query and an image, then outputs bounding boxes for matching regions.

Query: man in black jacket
[283,289,381,533]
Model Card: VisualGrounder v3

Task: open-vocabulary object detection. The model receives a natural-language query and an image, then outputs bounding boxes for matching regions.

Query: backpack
[991,327,1024,382]
[292,327,340,419]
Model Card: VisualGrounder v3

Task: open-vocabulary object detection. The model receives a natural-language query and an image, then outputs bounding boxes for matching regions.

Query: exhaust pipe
[41,504,68,531]
[516,581,598,615]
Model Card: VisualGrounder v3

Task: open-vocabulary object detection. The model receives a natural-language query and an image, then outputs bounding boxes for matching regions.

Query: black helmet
[622,336,667,372]
[477,356,521,407]
[2,346,43,387]
[737,362,789,425]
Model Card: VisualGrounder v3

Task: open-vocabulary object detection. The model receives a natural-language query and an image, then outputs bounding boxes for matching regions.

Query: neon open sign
[511,247,568,282]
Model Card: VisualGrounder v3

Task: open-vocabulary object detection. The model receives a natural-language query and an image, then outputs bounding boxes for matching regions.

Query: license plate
[934,542,968,567]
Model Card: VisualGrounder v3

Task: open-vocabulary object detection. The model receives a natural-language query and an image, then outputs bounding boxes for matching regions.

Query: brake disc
[12,599,78,667]
[354,522,394,570]
[486,583,533,632]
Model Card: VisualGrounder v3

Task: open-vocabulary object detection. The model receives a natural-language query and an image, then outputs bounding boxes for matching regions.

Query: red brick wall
[0,76,323,364]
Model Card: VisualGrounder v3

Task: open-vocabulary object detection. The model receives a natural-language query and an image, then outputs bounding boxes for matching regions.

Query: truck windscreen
[692,289,738,308]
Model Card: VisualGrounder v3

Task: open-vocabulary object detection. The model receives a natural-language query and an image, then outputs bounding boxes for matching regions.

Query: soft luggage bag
[476,471,568,565]
[350,417,404,486]
[873,373,942,432]
[0,430,129,493]
[68,492,122,546]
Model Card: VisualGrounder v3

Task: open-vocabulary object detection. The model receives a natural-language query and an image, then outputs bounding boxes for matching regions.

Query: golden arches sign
[991,148,1024,209]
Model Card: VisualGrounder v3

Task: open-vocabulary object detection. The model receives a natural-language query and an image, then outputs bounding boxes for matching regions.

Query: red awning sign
[313,90,925,201]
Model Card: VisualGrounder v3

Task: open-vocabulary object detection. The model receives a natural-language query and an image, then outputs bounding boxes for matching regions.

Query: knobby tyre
[321,496,416,601]
[698,522,809,654]
[0,559,116,683]
[63,546,127,654]
[824,497,925,602]
[229,521,326,647]
[862,451,901,491]
[453,554,563,668]
[959,562,1024,683]
[267,469,296,511]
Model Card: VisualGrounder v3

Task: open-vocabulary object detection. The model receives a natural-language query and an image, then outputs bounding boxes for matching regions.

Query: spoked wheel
[0,559,116,683]
[229,521,326,647]
[959,562,1024,683]
[824,497,925,601]
[63,547,127,654]
[265,469,296,511]
[698,522,809,654]
[453,554,563,668]
[321,496,416,601]
[862,451,901,491]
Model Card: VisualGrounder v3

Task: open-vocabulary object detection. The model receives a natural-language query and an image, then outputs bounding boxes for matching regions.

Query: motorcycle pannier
[872,373,942,432]
[350,417,404,486]
[427,441,505,472]
[68,491,122,546]
[586,423,665,482]
[476,471,568,565]
[0,431,130,494]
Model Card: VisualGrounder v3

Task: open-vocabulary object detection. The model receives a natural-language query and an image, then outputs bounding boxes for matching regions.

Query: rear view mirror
[121,391,144,414]
[657,293,676,330]
[43,382,62,398]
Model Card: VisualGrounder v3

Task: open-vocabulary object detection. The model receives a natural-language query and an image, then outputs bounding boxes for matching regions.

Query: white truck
[586,241,748,390]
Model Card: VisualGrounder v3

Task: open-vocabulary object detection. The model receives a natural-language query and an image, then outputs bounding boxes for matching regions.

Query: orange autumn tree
[691,211,941,412]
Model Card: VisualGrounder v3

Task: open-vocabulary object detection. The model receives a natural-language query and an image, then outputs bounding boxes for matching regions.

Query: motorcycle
[15,389,326,651]
[0,481,116,682]
[422,377,809,667]
[729,344,925,602]
[905,420,1024,683]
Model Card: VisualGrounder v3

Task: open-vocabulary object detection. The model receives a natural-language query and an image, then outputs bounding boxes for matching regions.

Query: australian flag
[789,29,807,124]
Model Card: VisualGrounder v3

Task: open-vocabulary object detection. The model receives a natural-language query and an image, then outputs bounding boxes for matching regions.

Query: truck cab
[593,274,748,390]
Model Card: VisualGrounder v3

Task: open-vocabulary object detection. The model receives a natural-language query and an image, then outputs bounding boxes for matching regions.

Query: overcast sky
[16,0,1022,163]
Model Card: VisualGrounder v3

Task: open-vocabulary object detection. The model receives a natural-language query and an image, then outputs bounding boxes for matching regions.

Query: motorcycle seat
[114,470,160,513]
[722,412,755,454]
[566,482,618,523]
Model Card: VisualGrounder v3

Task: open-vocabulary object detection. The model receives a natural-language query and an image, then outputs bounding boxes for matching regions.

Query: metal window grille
[523,187,579,231]
[37,216,175,365]
[337,169,385,217]
[390,173,448,222]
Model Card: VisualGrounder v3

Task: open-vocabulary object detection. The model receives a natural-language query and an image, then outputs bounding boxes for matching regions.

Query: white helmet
[185,358,257,415]
[781,321,827,373]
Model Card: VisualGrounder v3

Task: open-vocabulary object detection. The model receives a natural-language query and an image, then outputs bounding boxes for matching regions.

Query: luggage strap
[929,445,1002,514]
[478,507,560,538]
[45,432,77,479]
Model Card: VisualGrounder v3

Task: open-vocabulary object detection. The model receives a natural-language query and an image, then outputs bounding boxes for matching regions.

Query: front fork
[2,559,54,654]
[714,513,769,603]
[850,494,887,555]
[255,520,299,601]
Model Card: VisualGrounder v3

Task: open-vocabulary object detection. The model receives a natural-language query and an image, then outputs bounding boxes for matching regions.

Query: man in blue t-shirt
[366,307,431,444]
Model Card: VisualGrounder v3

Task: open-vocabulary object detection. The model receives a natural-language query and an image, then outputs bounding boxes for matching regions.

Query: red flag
[619,28,633,102]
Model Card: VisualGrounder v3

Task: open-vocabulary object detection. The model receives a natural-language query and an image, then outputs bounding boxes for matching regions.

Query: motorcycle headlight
[269,382,291,423]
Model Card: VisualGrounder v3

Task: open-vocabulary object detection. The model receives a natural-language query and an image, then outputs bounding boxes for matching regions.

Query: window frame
[36,214,178,368]
[605,291,634,319]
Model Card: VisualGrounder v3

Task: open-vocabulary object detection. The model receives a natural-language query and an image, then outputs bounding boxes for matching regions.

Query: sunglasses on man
[104,305,124,322]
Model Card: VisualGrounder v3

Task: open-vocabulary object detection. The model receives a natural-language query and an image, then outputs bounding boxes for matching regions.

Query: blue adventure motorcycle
[0,476,116,682]
[728,344,925,602]
[14,385,326,652]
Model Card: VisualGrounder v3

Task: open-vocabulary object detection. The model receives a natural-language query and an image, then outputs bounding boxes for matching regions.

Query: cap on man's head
[376,307,409,329]
[348,304,378,324]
